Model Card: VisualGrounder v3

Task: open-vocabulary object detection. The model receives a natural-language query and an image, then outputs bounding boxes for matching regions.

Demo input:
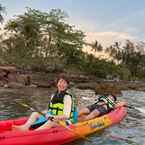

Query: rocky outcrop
[1,68,145,92]
[75,80,145,93]
[0,66,31,88]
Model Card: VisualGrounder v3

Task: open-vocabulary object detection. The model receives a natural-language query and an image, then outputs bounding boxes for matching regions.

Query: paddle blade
[135,107,145,114]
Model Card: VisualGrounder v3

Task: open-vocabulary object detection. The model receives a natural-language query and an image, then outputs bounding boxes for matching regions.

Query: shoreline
[1,70,145,92]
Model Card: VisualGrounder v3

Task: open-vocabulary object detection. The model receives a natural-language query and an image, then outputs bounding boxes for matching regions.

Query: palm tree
[84,40,103,52]
[0,4,5,23]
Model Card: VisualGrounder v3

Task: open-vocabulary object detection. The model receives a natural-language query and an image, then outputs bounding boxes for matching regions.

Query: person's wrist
[46,115,54,121]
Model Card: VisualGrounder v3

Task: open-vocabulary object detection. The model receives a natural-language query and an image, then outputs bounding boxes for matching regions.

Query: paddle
[16,101,92,143]
[127,105,145,115]
[15,102,46,116]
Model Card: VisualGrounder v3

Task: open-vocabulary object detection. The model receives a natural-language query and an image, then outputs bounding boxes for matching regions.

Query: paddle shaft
[16,102,46,116]
[16,102,92,142]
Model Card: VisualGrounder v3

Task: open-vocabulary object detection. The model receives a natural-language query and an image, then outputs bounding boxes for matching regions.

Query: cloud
[70,9,145,43]
[82,31,136,58]
[85,31,136,47]
[103,10,145,39]
[69,13,138,46]
[68,17,98,32]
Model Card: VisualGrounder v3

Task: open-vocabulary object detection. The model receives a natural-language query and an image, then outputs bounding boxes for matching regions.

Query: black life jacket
[97,95,116,110]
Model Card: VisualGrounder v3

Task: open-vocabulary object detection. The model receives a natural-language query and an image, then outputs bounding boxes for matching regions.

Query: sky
[0,0,145,47]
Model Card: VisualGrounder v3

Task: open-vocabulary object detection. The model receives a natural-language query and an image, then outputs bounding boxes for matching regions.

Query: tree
[106,40,145,79]
[84,40,103,52]
[1,8,85,70]
[0,4,5,23]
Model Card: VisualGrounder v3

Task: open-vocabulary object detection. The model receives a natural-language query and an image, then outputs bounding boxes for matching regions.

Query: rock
[7,72,17,82]
[75,82,97,90]
[32,80,54,88]
[93,81,145,93]
[64,72,95,83]
[0,70,8,84]
[95,83,122,96]
[0,81,4,87]
[0,66,16,72]
[0,66,31,87]
[6,82,25,88]
[29,84,37,88]
[16,74,31,85]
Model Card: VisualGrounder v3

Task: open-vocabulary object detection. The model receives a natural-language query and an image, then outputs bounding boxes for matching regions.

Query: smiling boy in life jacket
[78,84,127,122]
[13,74,77,131]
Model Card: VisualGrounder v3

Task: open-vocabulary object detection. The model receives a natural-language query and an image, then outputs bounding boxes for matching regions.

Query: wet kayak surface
[0,87,145,145]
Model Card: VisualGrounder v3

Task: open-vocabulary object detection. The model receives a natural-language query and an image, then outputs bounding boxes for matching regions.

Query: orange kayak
[0,107,127,145]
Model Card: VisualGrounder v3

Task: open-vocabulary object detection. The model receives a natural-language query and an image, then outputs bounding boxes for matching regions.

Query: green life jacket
[48,89,76,123]
[98,95,116,109]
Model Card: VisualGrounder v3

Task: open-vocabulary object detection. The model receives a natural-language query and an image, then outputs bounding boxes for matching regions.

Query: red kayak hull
[0,107,127,145]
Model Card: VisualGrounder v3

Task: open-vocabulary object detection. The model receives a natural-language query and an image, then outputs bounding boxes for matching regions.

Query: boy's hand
[45,114,54,121]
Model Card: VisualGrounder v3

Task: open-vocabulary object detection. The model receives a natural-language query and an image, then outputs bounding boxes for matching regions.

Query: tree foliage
[1,8,84,70]
[1,7,145,80]
[106,40,145,80]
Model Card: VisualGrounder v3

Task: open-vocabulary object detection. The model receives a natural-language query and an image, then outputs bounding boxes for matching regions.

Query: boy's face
[57,78,68,92]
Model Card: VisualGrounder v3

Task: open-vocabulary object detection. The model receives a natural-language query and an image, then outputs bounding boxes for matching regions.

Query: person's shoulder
[64,95,72,105]
[65,89,73,96]
[64,93,72,101]
[64,94,72,98]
